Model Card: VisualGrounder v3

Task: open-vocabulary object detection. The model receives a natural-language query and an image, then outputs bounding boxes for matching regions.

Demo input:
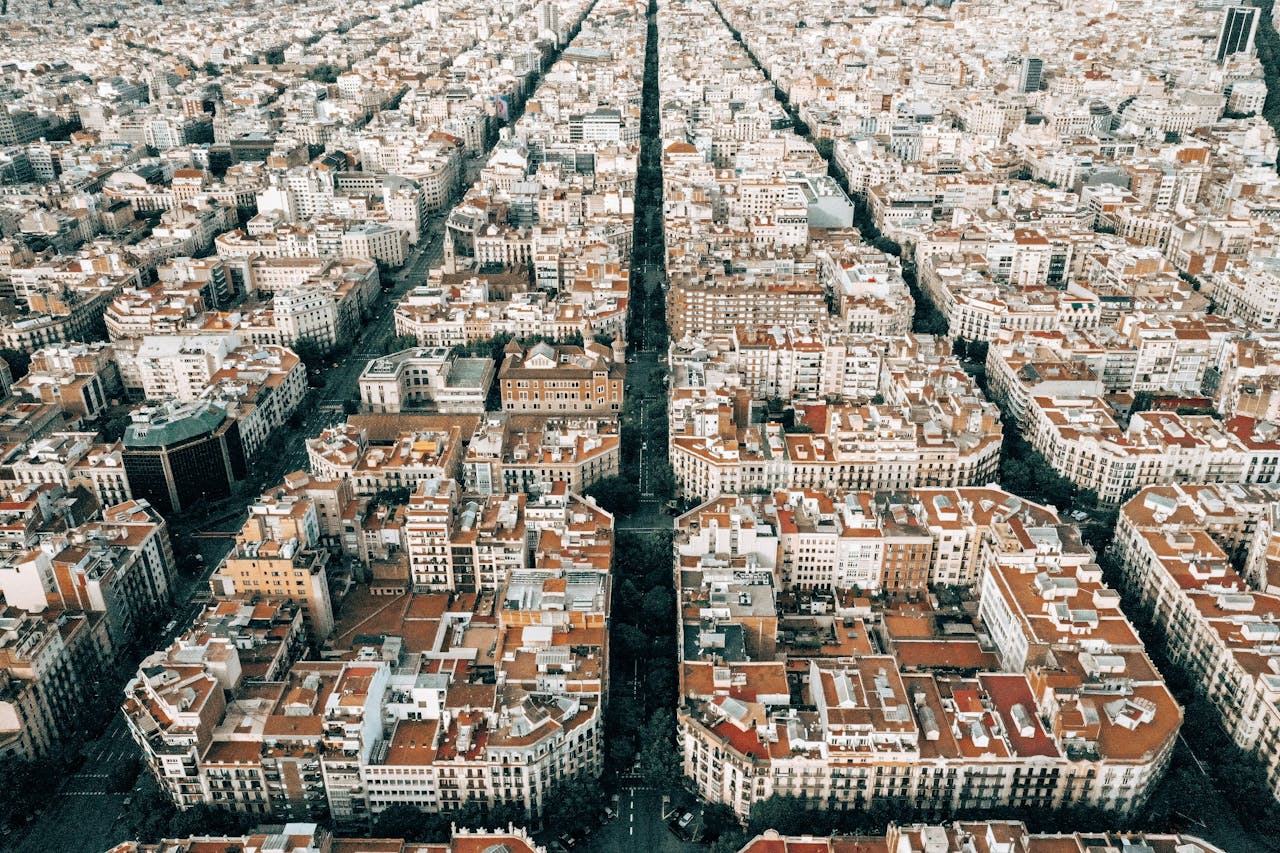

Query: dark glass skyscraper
[1019,56,1043,92]
[1217,5,1259,64]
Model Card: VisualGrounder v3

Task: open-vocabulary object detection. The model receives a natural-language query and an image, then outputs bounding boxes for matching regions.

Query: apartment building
[985,318,1241,422]
[394,284,630,350]
[306,423,463,497]
[210,495,337,639]
[733,824,1223,853]
[203,344,308,460]
[1,431,133,510]
[1023,396,1280,506]
[0,607,112,759]
[670,347,1002,502]
[43,500,177,648]
[13,343,122,421]
[124,485,613,824]
[0,427,132,507]
[0,285,118,351]
[134,334,242,401]
[670,328,887,403]
[674,491,1180,819]
[0,496,173,760]
[1111,483,1280,802]
[268,470,366,562]
[402,482,527,593]
[121,600,312,814]
[462,414,620,497]
[1216,336,1280,420]
[1210,256,1280,331]
[667,265,828,342]
[919,254,1102,343]
[681,486,1059,597]
[167,257,381,354]
[105,280,211,342]
[985,336,1112,427]
[107,824,550,853]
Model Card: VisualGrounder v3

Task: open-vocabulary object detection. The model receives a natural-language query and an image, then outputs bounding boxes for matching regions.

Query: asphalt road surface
[11,714,137,853]
[583,788,700,853]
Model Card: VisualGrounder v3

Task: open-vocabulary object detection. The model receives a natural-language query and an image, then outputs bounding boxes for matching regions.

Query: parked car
[678,811,695,829]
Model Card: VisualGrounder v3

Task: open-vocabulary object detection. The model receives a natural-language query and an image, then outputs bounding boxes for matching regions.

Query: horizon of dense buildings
[4,0,1280,839]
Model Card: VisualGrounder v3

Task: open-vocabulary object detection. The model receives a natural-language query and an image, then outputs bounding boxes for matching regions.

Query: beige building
[358,347,494,414]
[1023,396,1280,506]
[920,252,1101,343]
[15,343,122,421]
[123,489,614,824]
[120,600,310,814]
[0,607,112,759]
[212,496,336,639]
[671,384,1001,503]
[734,824,1224,853]
[667,265,827,341]
[463,414,620,497]
[306,423,463,497]
[1112,483,1280,804]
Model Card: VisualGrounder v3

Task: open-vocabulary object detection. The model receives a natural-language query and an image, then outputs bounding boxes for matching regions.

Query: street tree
[542,775,604,836]
[584,475,639,516]
[636,708,681,792]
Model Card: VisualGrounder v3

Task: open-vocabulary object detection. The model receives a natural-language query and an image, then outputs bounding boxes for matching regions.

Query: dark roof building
[122,400,246,514]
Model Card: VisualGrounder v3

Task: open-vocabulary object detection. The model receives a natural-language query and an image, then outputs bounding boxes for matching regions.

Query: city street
[586,788,701,853]
[11,715,137,853]
[622,205,674,521]
[315,154,484,412]
[319,218,446,408]
[2,529,236,853]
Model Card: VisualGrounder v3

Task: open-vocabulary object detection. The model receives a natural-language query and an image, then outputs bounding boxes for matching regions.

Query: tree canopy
[583,475,639,516]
